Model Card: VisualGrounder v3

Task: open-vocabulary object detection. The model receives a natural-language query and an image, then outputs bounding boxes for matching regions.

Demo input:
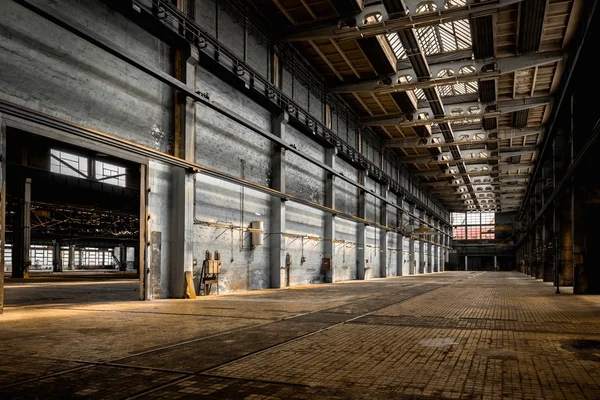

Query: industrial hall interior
[0,0,599,399]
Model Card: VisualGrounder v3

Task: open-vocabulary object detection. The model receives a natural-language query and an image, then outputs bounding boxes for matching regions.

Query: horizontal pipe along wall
[0,0,453,296]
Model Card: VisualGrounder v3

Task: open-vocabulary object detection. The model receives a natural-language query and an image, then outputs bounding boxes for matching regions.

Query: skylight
[414,3,472,56]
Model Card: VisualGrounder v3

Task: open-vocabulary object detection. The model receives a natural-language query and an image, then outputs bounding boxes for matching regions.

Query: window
[451,212,465,225]
[96,161,126,187]
[467,226,480,239]
[480,212,495,224]
[451,212,496,240]
[481,226,495,239]
[50,149,88,179]
[467,213,480,225]
[273,53,280,88]
[325,103,332,130]
[30,245,53,270]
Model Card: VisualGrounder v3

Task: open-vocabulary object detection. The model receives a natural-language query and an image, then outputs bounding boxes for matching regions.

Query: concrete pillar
[119,245,127,272]
[270,111,288,288]
[52,240,61,273]
[433,220,439,272]
[357,170,367,280]
[572,184,588,293]
[426,215,432,273]
[68,245,74,271]
[379,184,388,278]
[408,203,415,274]
[418,209,425,274]
[465,255,468,271]
[324,147,336,283]
[494,255,497,271]
[0,117,5,313]
[12,178,31,278]
[557,190,573,286]
[396,198,404,276]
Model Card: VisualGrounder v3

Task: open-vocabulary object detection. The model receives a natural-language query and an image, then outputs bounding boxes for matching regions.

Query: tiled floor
[2,271,600,399]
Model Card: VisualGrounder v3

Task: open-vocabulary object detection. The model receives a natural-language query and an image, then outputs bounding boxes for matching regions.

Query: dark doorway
[4,129,143,306]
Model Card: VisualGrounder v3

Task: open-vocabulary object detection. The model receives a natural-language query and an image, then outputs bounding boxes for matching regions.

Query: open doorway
[3,128,145,306]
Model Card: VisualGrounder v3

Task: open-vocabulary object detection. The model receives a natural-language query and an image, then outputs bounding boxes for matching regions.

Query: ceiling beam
[386,127,543,148]
[365,97,550,126]
[422,172,531,182]
[283,0,525,42]
[330,51,563,94]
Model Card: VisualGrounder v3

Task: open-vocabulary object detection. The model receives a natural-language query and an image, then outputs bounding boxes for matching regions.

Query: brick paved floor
[1,272,600,399]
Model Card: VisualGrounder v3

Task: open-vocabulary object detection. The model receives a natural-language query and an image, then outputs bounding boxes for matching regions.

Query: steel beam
[283,0,524,42]
[363,97,550,126]
[331,51,563,94]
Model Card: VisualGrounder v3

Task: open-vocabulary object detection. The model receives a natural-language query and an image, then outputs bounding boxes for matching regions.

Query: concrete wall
[0,0,448,298]
[0,0,174,153]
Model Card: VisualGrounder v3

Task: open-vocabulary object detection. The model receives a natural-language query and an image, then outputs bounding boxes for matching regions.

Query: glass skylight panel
[444,0,467,8]
[386,32,407,60]
[376,14,407,60]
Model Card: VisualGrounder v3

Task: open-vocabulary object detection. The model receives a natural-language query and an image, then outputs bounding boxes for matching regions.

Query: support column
[119,245,128,272]
[465,255,468,271]
[270,111,288,288]
[494,255,497,271]
[572,183,587,293]
[418,209,425,274]
[357,170,367,280]
[433,220,439,272]
[426,215,432,273]
[396,202,404,276]
[408,203,415,275]
[52,240,61,273]
[0,117,5,313]
[324,147,336,283]
[12,178,31,278]
[380,184,388,278]
[557,190,573,286]
[68,245,74,271]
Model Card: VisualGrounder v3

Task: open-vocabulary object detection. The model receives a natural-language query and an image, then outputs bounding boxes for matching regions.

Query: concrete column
[324,147,336,283]
[433,220,439,272]
[418,209,425,274]
[572,184,588,293]
[465,255,468,271]
[184,47,199,162]
[357,170,367,280]
[426,215,432,273]
[396,198,404,276]
[494,255,497,270]
[68,245,74,271]
[0,117,5,313]
[558,190,573,286]
[379,184,388,278]
[408,203,415,275]
[78,248,83,269]
[536,221,544,279]
[270,112,288,288]
[12,178,31,278]
[119,245,127,272]
[52,240,61,273]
